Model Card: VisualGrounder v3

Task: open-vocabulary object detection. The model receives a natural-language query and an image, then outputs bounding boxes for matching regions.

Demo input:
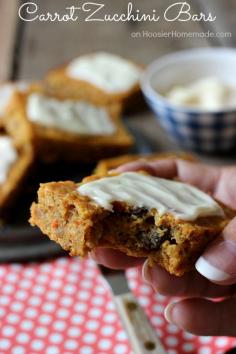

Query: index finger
[115,158,221,193]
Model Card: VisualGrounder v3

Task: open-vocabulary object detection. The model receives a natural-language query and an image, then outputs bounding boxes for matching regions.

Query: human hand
[91,158,236,335]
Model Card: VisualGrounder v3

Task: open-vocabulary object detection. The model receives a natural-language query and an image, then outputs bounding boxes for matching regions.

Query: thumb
[196,217,236,285]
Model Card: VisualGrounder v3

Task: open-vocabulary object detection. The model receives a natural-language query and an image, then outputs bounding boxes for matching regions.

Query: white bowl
[141,48,236,153]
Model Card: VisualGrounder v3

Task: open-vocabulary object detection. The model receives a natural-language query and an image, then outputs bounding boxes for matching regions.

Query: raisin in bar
[29,172,235,276]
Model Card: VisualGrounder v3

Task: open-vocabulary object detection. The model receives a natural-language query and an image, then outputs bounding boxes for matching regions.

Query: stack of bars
[0,52,150,216]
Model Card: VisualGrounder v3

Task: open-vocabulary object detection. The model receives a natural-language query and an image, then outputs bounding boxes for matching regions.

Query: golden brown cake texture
[30,172,235,276]
[94,152,198,175]
[0,137,33,212]
[4,85,134,163]
[44,53,145,113]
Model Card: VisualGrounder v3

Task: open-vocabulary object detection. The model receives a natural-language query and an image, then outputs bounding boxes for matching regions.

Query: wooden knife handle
[114,292,167,354]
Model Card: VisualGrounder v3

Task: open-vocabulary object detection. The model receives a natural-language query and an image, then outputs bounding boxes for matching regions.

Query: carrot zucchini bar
[0,135,33,212]
[30,172,235,276]
[45,52,144,113]
[4,85,133,163]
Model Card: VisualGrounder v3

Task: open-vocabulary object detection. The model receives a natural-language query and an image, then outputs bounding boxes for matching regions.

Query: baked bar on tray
[4,85,133,162]
[45,52,144,113]
[30,171,235,276]
[0,135,33,212]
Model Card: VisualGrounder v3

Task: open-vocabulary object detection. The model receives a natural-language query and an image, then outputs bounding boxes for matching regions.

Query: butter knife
[99,265,167,354]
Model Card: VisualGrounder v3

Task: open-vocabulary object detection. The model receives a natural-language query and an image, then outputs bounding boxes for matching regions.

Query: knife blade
[99,265,167,354]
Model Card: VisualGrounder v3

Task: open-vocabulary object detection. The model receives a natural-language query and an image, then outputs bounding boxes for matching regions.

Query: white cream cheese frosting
[27,93,116,135]
[166,77,236,110]
[0,137,18,184]
[78,172,224,221]
[0,82,29,116]
[66,52,142,94]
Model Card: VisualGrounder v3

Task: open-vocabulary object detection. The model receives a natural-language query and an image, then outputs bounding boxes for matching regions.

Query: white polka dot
[35,327,48,337]
[83,333,97,344]
[139,284,152,294]
[98,339,112,350]
[7,313,20,324]
[39,314,52,324]
[2,284,14,294]
[71,314,84,325]
[53,268,65,277]
[37,275,48,283]
[57,308,69,318]
[67,274,78,283]
[15,290,27,300]
[199,347,212,354]
[63,284,76,294]
[182,343,195,352]
[60,297,73,307]
[12,346,26,354]
[53,321,67,331]
[215,337,229,347]
[151,316,164,326]
[85,320,99,331]
[114,344,128,354]
[31,339,45,351]
[50,279,62,289]
[19,279,32,289]
[45,346,60,354]
[43,303,56,312]
[80,346,94,354]
[106,302,115,311]
[20,320,34,331]
[2,325,15,337]
[153,304,164,313]
[46,291,58,300]
[167,324,179,334]
[29,296,41,306]
[116,330,127,341]
[0,339,11,350]
[0,267,6,276]
[101,325,114,336]
[41,264,52,273]
[7,274,18,282]
[78,291,90,300]
[0,296,10,305]
[64,339,78,350]
[103,312,116,323]
[25,308,38,318]
[11,302,24,312]
[74,303,87,312]
[67,327,81,337]
[138,296,150,306]
[91,297,104,306]
[32,285,45,295]
[0,307,5,317]
[17,333,30,343]
[166,336,178,347]
[24,269,35,278]
[49,333,63,344]
[81,280,93,288]
[94,285,106,294]
[10,264,21,271]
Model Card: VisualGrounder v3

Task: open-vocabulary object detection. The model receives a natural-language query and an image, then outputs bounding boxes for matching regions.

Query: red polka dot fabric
[0,257,235,354]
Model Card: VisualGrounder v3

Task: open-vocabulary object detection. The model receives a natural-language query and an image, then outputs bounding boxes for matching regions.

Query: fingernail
[164,302,177,323]
[195,239,236,283]
[142,259,152,284]
[195,257,230,282]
